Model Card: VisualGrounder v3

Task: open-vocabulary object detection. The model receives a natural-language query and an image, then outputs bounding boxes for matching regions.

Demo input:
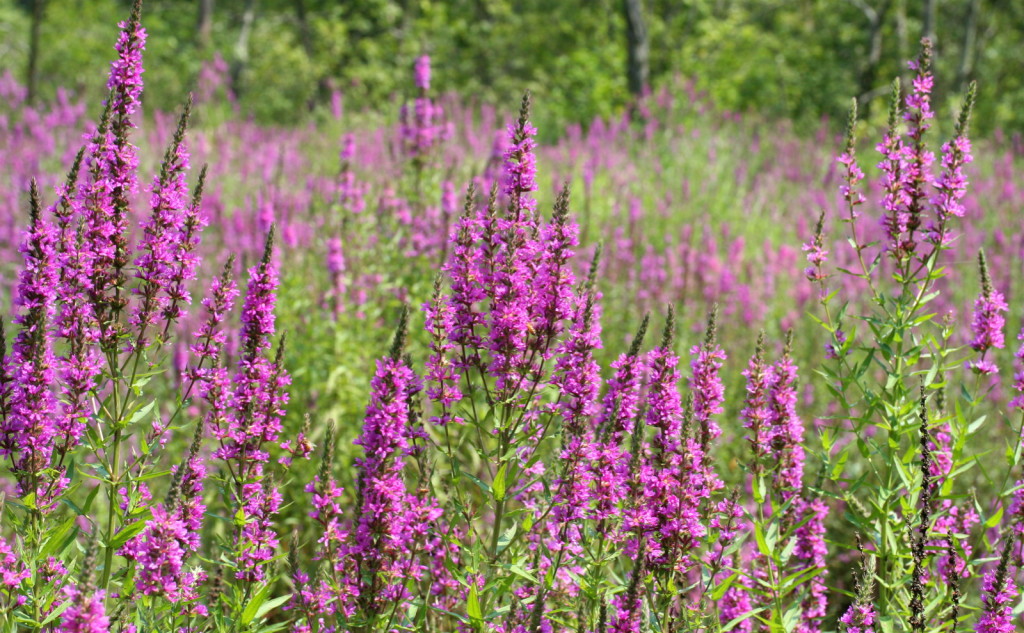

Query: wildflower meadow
[2,2,1024,632]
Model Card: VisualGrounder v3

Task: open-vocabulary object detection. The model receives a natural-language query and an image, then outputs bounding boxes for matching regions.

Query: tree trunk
[956,0,980,92]
[26,0,45,104]
[855,0,893,119]
[197,0,214,51]
[623,0,650,98]
[230,0,257,99]
[922,0,937,48]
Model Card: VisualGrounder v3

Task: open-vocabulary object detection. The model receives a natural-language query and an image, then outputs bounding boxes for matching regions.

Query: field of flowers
[2,2,1024,632]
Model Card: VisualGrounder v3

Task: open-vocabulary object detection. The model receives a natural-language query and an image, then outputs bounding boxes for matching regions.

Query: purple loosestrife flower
[839,604,876,633]
[107,1,146,128]
[59,544,108,633]
[414,55,431,91]
[794,497,828,632]
[740,333,773,471]
[76,103,117,323]
[120,425,206,601]
[550,260,602,433]
[4,182,66,510]
[802,211,828,285]
[58,586,109,633]
[928,83,975,247]
[326,236,346,317]
[826,328,848,360]
[967,250,1007,375]
[424,277,463,426]
[547,286,602,552]
[50,151,103,454]
[610,551,646,633]
[237,480,283,582]
[877,79,912,257]
[718,578,754,633]
[589,316,648,528]
[595,316,649,444]
[838,100,867,217]
[442,185,487,364]
[976,539,1017,633]
[215,228,289,484]
[768,333,805,496]
[545,247,602,554]
[209,230,289,582]
[351,311,424,607]
[130,101,193,349]
[530,185,578,347]
[120,503,190,598]
[1009,483,1024,563]
[1010,329,1024,411]
[399,55,442,160]
[502,93,539,220]
[94,1,147,337]
[932,501,979,579]
[0,537,30,587]
[901,40,935,250]
[190,259,237,446]
[488,96,542,396]
[644,309,707,571]
[839,549,877,633]
[689,307,726,448]
[159,164,206,326]
[299,424,359,618]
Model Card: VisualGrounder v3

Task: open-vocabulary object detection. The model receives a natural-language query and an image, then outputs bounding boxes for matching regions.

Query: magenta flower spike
[58,585,110,633]
[967,250,1007,375]
[901,40,935,252]
[740,333,773,469]
[975,540,1018,633]
[58,544,109,633]
[928,83,976,247]
[414,55,431,92]
[130,101,193,349]
[690,306,726,448]
[769,334,805,496]
[351,310,423,605]
[3,182,65,510]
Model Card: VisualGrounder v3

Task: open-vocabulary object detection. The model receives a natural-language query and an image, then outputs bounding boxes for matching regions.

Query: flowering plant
[1,4,1022,633]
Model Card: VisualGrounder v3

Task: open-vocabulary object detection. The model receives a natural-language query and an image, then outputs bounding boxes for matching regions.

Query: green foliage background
[3,0,1024,137]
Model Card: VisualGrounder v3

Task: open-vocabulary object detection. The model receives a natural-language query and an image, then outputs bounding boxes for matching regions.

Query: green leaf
[754,523,771,558]
[506,563,538,584]
[496,523,517,554]
[463,472,491,497]
[254,593,293,621]
[467,584,483,624]
[107,521,149,550]
[40,517,79,559]
[241,582,274,625]
[710,571,738,601]
[127,400,157,426]
[493,463,507,502]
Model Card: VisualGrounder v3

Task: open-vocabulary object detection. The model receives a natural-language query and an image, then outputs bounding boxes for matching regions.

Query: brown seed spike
[956,81,977,138]
[887,78,902,133]
[703,304,719,348]
[389,304,411,361]
[261,225,276,267]
[660,304,675,350]
[553,181,571,224]
[627,313,650,357]
[28,179,41,226]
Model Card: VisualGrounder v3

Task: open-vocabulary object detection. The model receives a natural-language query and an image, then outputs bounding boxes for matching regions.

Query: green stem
[101,427,123,593]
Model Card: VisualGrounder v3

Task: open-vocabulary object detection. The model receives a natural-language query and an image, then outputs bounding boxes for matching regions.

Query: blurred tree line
[3,0,1024,136]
